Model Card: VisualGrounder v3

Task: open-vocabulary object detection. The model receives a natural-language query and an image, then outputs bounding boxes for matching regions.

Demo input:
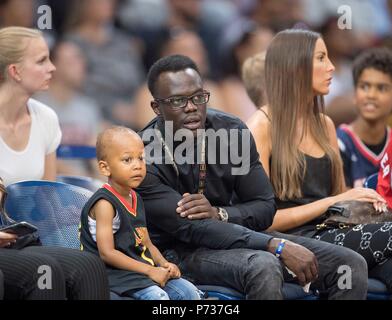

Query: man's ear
[151,101,161,116]
[98,160,111,177]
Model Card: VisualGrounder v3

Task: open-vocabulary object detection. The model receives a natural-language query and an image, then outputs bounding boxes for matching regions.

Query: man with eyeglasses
[136,54,368,299]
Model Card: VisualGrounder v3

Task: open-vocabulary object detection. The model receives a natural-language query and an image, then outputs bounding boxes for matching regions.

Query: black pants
[314,222,392,291]
[0,246,109,300]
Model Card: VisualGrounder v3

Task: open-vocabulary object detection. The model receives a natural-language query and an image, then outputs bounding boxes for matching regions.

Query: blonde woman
[248,29,392,292]
[0,27,59,186]
[0,27,109,300]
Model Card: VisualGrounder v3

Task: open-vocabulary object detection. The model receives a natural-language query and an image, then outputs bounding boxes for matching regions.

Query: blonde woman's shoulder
[27,98,59,121]
[27,98,61,140]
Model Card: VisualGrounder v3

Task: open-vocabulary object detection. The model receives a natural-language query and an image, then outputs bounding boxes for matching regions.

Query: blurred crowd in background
[1,0,391,177]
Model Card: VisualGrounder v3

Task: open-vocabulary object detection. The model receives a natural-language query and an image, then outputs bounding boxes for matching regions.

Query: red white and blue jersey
[337,124,392,188]
[377,144,392,208]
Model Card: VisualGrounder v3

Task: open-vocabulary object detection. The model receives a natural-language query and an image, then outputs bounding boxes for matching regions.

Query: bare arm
[94,199,155,275]
[323,115,346,191]
[247,109,271,178]
[140,228,168,267]
[93,200,170,286]
[142,231,181,278]
[42,151,57,181]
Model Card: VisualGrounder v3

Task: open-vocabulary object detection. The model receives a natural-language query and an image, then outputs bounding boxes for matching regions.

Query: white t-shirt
[0,98,62,186]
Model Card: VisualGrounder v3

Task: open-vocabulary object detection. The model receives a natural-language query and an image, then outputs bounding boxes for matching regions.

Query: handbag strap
[327,205,345,214]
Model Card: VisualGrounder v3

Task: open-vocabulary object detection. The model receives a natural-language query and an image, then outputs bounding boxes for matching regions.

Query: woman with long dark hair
[248,29,392,291]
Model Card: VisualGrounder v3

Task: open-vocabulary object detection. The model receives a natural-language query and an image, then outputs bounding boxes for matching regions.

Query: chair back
[56,145,96,159]
[57,175,102,192]
[5,180,93,249]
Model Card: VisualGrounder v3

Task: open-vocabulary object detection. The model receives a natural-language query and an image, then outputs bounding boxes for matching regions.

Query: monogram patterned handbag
[317,200,392,230]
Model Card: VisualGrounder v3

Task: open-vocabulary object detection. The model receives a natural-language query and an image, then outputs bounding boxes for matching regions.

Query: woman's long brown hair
[265,29,344,200]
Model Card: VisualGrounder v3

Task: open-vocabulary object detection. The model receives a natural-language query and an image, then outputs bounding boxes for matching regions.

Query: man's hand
[268,238,319,286]
[176,193,220,220]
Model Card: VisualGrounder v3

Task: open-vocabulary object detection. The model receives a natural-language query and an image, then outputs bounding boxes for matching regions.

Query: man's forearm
[224,199,276,231]
[163,218,275,251]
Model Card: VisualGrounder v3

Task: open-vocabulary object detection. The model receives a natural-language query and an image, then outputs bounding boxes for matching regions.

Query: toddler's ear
[98,160,110,177]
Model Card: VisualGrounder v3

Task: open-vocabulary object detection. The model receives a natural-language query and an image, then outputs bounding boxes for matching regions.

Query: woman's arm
[323,114,347,191]
[42,152,57,181]
[269,185,387,232]
[268,197,337,232]
[247,109,271,177]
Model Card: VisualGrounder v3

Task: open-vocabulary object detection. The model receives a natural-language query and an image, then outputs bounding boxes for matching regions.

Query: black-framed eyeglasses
[154,91,210,110]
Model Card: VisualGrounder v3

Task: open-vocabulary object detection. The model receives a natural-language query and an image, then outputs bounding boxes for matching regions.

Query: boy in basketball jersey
[337,48,392,188]
[80,126,201,300]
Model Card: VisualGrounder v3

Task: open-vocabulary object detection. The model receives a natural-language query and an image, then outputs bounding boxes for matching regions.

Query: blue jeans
[132,278,202,300]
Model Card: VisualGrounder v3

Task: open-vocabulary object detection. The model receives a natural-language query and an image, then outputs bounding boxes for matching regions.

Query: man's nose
[184,99,198,112]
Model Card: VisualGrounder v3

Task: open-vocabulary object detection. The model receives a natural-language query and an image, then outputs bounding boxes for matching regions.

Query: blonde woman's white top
[0,98,62,186]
